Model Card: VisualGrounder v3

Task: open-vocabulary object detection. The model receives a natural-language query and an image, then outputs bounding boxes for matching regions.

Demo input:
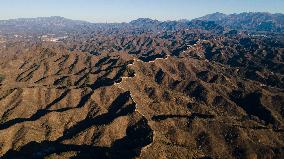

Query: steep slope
[0,13,283,159]
[0,47,154,158]
[0,43,283,158]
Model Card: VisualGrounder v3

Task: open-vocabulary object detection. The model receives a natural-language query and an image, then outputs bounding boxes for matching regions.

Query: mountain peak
[196,12,228,21]
[130,18,160,25]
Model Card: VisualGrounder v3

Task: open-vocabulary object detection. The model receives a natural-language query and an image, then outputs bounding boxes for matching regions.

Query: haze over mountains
[0,12,283,35]
[196,12,284,32]
[0,12,284,159]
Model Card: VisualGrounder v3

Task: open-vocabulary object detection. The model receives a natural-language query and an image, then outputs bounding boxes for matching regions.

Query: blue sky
[0,0,283,22]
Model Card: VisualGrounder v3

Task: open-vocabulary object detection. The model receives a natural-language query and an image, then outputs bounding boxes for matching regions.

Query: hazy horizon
[0,0,284,23]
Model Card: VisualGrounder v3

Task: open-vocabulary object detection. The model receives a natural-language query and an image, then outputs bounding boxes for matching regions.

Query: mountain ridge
[1,12,283,25]
[0,11,283,159]
[1,12,283,36]
[196,12,284,32]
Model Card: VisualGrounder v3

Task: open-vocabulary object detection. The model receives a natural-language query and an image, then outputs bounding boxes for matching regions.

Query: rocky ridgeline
[0,12,283,159]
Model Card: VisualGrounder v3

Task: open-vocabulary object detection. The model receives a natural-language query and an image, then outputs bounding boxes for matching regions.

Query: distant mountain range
[127,12,284,33]
[0,16,94,35]
[0,12,283,35]
[196,12,284,32]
